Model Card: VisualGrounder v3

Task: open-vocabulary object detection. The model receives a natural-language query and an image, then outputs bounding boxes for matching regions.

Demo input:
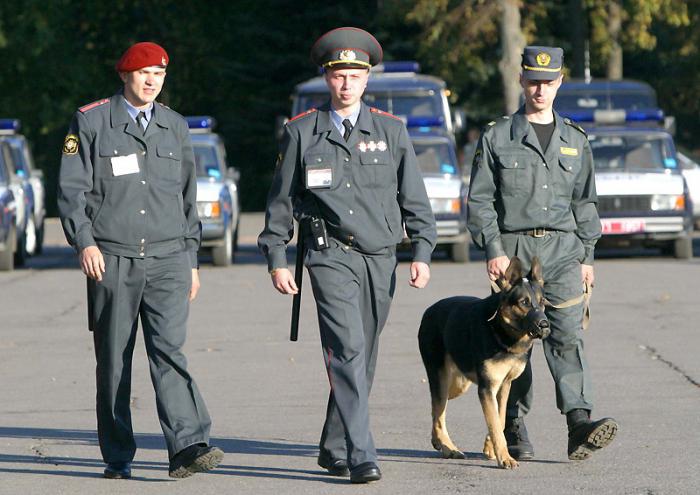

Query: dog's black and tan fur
[418,257,550,469]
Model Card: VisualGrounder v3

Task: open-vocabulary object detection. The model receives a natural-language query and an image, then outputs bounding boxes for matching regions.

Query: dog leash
[489,280,592,330]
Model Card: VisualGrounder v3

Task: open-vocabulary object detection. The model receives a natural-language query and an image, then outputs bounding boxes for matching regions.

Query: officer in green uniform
[467,46,618,461]
[258,27,437,483]
[58,42,223,480]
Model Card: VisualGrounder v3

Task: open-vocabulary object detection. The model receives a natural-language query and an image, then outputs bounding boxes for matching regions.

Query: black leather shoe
[350,462,381,484]
[169,444,224,479]
[318,457,349,476]
[567,414,618,460]
[504,417,534,460]
[103,461,131,479]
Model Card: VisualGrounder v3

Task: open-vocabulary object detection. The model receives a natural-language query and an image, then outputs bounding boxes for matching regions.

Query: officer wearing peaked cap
[259,27,436,483]
[58,41,223,479]
[467,45,618,463]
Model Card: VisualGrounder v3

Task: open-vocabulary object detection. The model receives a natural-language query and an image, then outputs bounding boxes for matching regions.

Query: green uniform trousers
[88,251,211,463]
[306,240,397,469]
[500,231,594,418]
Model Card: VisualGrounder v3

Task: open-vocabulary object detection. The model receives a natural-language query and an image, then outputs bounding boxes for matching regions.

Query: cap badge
[536,52,551,66]
[161,56,167,65]
[339,50,357,61]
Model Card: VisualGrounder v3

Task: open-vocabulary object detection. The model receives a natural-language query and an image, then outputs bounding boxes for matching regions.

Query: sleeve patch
[62,134,79,155]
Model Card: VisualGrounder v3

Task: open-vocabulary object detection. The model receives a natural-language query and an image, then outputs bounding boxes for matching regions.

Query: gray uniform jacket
[58,93,200,268]
[467,107,601,264]
[259,101,436,270]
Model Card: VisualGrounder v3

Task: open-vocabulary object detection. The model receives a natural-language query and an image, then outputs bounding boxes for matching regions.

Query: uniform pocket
[303,153,340,190]
[359,151,394,188]
[497,153,527,197]
[556,157,581,198]
[156,145,182,181]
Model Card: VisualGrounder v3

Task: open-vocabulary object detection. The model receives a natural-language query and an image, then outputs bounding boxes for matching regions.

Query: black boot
[504,417,534,460]
[567,409,618,460]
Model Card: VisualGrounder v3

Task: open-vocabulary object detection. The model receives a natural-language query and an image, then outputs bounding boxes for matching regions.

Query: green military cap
[311,27,383,69]
[521,46,564,80]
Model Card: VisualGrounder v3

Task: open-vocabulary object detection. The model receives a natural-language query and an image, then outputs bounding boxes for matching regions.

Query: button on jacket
[467,107,601,264]
[58,93,200,267]
[259,101,436,269]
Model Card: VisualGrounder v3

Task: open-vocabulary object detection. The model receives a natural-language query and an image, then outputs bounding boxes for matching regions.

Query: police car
[289,61,464,139]
[0,139,17,270]
[558,108,692,258]
[677,151,700,228]
[187,116,241,266]
[0,119,46,260]
[410,131,470,261]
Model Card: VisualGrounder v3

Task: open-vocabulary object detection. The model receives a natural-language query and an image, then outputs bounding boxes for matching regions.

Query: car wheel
[0,226,16,271]
[14,222,29,267]
[35,220,44,255]
[212,224,233,267]
[673,236,693,259]
[449,240,470,263]
[24,215,37,256]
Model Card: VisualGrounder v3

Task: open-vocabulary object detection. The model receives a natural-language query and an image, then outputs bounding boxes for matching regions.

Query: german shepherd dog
[418,257,550,469]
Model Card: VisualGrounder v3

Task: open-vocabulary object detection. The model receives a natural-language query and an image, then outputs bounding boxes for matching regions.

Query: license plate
[600,219,646,234]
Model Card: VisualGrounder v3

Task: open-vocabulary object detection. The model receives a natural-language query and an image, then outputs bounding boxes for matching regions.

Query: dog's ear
[529,256,544,286]
[498,256,523,291]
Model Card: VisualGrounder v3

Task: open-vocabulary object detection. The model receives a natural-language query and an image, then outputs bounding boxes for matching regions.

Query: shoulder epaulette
[289,108,317,123]
[564,117,587,136]
[370,107,402,121]
[158,101,171,110]
[79,98,110,113]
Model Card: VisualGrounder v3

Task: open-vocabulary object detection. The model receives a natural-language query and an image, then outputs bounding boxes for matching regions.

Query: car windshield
[589,135,676,172]
[296,92,442,119]
[555,92,656,111]
[193,144,221,179]
[412,141,457,175]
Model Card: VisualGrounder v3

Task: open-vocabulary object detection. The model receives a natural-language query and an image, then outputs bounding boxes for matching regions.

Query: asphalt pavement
[1,214,699,494]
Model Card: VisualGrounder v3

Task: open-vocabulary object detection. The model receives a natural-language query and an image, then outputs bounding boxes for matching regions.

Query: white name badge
[111,154,140,176]
[306,168,333,188]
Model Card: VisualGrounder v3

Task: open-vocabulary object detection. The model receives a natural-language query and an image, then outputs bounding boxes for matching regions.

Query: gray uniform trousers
[88,250,211,463]
[500,231,594,418]
[305,240,397,468]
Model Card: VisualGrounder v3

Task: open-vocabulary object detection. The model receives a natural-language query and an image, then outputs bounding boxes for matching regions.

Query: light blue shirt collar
[122,96,154,128]
[330,105,360,136]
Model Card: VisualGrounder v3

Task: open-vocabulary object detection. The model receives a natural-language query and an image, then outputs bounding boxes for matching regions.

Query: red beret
[115,42,169,72]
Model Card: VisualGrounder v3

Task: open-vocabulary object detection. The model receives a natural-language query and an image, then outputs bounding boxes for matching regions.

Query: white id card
[111,154,140,176]
[306,167,333,188]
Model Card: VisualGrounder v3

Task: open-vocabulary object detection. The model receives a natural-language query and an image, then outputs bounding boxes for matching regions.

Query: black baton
[290,228,305,341]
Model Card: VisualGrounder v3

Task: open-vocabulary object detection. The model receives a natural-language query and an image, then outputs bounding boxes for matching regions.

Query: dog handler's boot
[567,409,618,460]
[504,417,534,460]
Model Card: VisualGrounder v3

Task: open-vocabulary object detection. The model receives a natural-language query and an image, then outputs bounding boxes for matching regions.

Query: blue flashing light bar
[379,61,420,73]
[406,116,444,129]
[0,119,21,133]
[186,116,216,130]
[558,108,664,124]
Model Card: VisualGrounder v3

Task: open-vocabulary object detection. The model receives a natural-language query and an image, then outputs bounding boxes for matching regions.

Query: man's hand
[581,264,594,287]
[486,255,510,282]
[271,268,299,295]
[79,246,105,282]
[409,261,430,289]
[190,269,201,301]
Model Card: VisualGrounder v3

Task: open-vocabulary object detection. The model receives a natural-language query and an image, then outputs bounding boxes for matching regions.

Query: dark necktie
[342,119,353,141]
[137,111,147,133]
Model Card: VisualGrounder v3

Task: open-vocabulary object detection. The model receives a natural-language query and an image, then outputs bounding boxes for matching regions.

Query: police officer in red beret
[58,41,223,479]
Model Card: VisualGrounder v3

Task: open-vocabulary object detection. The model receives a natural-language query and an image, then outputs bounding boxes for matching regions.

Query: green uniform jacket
[467,107,601,264]
[259,101,436,270]
[58,93,201,268]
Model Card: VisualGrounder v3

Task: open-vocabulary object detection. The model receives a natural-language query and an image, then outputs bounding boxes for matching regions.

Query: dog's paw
[440,446,465,459]
[498,456,519,469]
[482,435,496,460]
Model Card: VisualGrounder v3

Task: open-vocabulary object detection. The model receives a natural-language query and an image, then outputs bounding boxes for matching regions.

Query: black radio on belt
[309,217,329,250]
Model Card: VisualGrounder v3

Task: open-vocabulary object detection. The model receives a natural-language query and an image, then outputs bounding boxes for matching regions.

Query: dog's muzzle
[529,318,550,339]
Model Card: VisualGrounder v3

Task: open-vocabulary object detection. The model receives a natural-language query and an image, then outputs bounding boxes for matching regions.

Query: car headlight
[429,198,461,214]
[650,194,685,211]
[197,201,221,218]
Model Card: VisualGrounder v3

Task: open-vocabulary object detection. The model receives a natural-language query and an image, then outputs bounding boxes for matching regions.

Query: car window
[413,142,457,175]
[193,144,222,179]
[589,135,675,172]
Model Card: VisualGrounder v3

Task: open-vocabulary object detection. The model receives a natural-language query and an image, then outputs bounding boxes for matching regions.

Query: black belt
[325,224,356,247]
[508,228,551,238]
